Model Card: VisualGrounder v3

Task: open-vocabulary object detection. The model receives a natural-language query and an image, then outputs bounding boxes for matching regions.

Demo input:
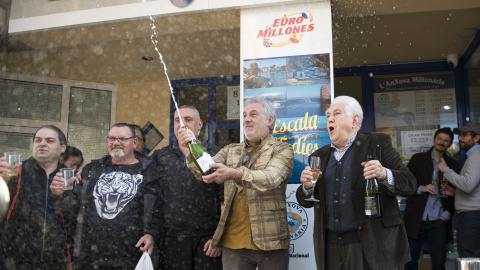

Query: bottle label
[197,153,215,173]
[365,196,379,216]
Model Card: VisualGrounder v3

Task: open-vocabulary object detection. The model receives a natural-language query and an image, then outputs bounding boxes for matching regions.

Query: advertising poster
[286,184,315,267]
[241,1,333,268]
[373,74,457,128]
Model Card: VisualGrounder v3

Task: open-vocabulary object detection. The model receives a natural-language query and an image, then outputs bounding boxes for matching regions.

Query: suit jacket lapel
[351,133,370,189]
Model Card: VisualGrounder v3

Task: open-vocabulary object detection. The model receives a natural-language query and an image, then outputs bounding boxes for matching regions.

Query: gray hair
[111,123,135,136]
[178,105,201,121]
[244,96,276,133]
[328,96,363,131]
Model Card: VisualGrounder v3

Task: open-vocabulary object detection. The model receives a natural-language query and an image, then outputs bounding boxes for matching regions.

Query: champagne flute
[305,156,321,202]
[431,178,439,196]
[440,174,448,198]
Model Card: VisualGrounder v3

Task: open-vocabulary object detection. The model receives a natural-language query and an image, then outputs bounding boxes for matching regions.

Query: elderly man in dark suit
[296,96,416,270]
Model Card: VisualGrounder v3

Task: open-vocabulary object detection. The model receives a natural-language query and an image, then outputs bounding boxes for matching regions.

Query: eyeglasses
[135,136,144,141]
[106,136,135,143]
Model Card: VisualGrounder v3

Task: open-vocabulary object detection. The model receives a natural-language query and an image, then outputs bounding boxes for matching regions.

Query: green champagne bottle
[188,138,216,176]
[365,155,382,218]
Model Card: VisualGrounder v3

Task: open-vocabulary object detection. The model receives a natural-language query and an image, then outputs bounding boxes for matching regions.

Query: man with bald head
[151,105,223,270]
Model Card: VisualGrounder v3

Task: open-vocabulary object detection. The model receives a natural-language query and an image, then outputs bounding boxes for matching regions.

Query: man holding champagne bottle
[403,127,461,270]
[151,105,223,270]
[296,96,416,270]
[177,97,294,270]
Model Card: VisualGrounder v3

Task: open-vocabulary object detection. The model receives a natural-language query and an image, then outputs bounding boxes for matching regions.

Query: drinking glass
[4,152,22,177]
[60,168,75,190]
[305,156,321,202]
[440,175,448,198]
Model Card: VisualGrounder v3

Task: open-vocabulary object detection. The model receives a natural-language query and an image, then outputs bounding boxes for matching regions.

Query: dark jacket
[403,147,461,243]
[296,132,417,270]
[0,157,72,270]
[70,153,162,269]
[151,139,222,237]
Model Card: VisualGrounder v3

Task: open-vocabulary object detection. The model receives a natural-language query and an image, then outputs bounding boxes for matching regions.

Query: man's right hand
[0,157,19,183]
[300,166,319,190]
[421,184,437,195]
[177,128,195,157]
[50,172,66,196]
[204,239,222,257]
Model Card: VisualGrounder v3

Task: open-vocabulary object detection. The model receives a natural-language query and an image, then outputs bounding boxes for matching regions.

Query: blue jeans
[405,219,448,270]
[457,211,480,258]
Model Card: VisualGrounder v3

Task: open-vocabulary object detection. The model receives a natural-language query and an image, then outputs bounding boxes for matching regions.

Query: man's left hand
[136,234,154,255]
[202,163,242,184]
[204,239,222,257]
[441,184,455,197]
[50,172,66,196]
[362,159,387,181]
[438,158,448,171]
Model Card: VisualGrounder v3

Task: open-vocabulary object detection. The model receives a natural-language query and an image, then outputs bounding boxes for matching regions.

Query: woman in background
[59,146,84,171]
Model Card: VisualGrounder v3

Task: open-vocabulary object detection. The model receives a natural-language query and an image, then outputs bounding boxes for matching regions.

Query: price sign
[401,130,435,157]
[227,86,240,120]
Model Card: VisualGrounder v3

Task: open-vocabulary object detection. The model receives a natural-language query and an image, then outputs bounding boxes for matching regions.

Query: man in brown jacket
[178,96,294,270]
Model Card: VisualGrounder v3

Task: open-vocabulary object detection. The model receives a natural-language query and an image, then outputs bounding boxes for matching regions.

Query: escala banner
[241,1,334,268]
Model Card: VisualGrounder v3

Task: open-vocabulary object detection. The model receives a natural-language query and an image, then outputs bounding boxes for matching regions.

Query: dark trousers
[0,255,69,270]
[161,235,222,270]
[405,219,448,270]
[457,211,480,258]
[326,243,372,270]
[222,247,289,270]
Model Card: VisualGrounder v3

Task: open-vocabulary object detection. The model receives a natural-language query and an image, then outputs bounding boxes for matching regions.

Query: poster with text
[241,1,333,268]
[373,74,457,128]
[401,130,435,157]
[241,1,334,184]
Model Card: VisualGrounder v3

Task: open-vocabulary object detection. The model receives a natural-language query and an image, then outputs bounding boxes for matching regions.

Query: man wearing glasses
[439,123,480,258]
[50,123,162,269]
[177,97,294,270]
